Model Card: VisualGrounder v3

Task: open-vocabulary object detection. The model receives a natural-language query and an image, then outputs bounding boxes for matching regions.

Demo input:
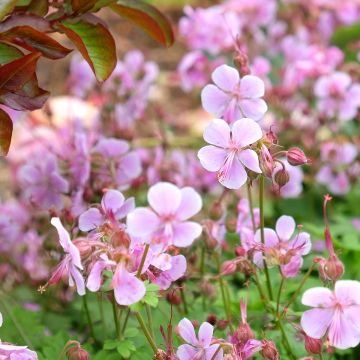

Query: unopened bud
[73,239,93,258]
[226,217,237,232]
[66,344,89,360]
[260,145,275,177]
[261,340,280,360]
[166,291,181,305]
[324,254,344,282]
[233,323,254,345]
[207,314,217,325]
[217,319,229,330]
[210,202,223,220]
[221,260,237,276]
[235,246,246,257]
[304,335,322,355]
[287,147,308,166]
[274,168,290,187]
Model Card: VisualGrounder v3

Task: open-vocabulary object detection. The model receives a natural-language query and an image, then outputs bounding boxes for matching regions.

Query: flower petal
[239,98,268,120]
[51,217,72,251]
[176,344,198,360]
[203,119,230,148]
[240,75,265,98]
[254,228,279,247]
[198,145,227,172]
[198,322,213,347]
[201,84,229,115]
[302,287,333,307]
[290,232,311,255]
[276,215,296,241]
[218,157,247,189]
[205,344,223,360]
[79,208,104,232]
[211,64,240,91]
[301,308,334,339]
[87,260,107,292]
[116,197,135,219]
[334,280,360,305]
[231,118,263,148]
[148,182,182,216]
[172,221,202,247]
[176,187,202,221]
[70,267,86,296]
[113,270,146,306]
[178,318,197,345]
[126,208,160,237]
[239,149,262,173]
[101,189,124,214]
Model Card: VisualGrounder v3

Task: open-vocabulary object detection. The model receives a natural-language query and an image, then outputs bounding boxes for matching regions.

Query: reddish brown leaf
[0,14,52,33]
[0,52,40,93]
[72,0,97,13]
[58,19,116,81]
[0,26,72,59]
[109,0,174,47]
[0,108,13,155]
[27,0,49,16]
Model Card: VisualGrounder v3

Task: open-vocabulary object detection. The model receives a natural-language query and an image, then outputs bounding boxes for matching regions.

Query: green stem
[83,294,96,341]
[120,309,130,337]
[276,273,285,315]
[246,182,256,231]
[200,245,206,310]
[277,318,296,360]
[259,175,274,301]
[135,311,158,353]
[283,263,315,314]
[97,292,106,336]
[111,292,120,339]
[145,304,154,338]
[0,296,33,348]
[137,243,150,277]
[180,286,188,315]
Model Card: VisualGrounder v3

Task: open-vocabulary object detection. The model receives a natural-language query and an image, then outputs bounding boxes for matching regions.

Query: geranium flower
[50,218,85,296]
[176,318,223,359]
[201,65,267,122]
[198,118,262,189]
[314,71,360,122]
[126,182,202,247]
[0,343,38,359]
[79,189,134,232]
[253,215,311,278]
[301,280,360,349]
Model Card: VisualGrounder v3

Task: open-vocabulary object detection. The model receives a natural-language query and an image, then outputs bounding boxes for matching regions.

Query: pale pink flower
[301,280,360,349]
[0,343,38,359]
[79,189,134,232]
[50,218,85,296]
[176,318,223,360]
[253,215,311,278]
[201,65,267,122]
[314,72,360,122]
[127,182,202,247]
[198,118,262,189]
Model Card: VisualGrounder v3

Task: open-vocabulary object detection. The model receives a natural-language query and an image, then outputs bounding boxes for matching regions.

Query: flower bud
[324,254,344,282]
[210,201,223,220]
[166,291,181,305]
[235,246,246,257]
[260,145,275,177]
[217,319,229,330]
[304,335,322,355]
[207,314,217,326]
[233,323,254,345]
[66,345,89,360]
[261,340,280,360]
[274,168,290,187]
[73,239,93,259]
[287,147,308,166]
[226,217,237,232]
[221,260,237,276]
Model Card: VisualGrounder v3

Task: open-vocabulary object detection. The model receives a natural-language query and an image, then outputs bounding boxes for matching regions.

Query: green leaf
[0,0,17,21]
[0,43,23,65]
[331,21,360,48]
[103,339,118,350]
[1,26,72,59]
[0,108,13,155]
[117,340,136,358]
[59,18,116,81]
[124,327,139,337]
[109,0,174,47]
[142,281,159,308]
[71,0,97,13]
[27,0,48,16]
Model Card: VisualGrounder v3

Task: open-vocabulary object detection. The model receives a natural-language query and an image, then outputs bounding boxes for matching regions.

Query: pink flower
[301,280,360,349]
[92,138,141,189]
[201,65,267,123]
[198,118,262,189]
[17,153,69,210]
[314,72,360,122]
[0,343,38,359]
[253,215,311,278]
[176,318,223,360]
[50,218,85,296]
[127,182,202,247]
[79,189,134,232]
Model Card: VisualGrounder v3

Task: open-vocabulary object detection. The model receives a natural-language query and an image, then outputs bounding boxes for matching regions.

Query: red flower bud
[233,323,254,345]
[217,319,229,330]
[274,168,290,187]
[235,246,246,257]
[324,254,345,282]
[207,314,217,325]
[287,147,308,166]
[261,340,280,360]
[166,292,182,305]
[304,335,322,355]
[221,260,237,276]
[67,344,89,360]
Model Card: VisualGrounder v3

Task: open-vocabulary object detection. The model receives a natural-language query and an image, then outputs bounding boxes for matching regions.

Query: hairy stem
[259,175,274,301]
[83,294,96,341]
[146,304,154,338]
[135,311,158,353]
[276,272,285,315]
[247,181,256,231]
[111,292,120,339]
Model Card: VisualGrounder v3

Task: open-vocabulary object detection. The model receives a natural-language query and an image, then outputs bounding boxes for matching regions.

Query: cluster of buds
[316,195,344,283]
[233,35,250,76]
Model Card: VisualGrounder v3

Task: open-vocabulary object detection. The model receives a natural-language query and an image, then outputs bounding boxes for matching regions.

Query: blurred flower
[0,343,38,359]
[198,118,262,189]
